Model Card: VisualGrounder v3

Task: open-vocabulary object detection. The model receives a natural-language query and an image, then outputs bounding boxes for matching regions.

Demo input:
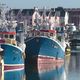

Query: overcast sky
[1,0,80,9]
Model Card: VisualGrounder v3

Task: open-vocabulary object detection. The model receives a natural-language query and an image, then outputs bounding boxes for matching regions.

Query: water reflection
[25,62,40,80]
[25,61,64,80]
[3,53,80,80]
[25,54,80,80]
[38,63,64,80]
[67,53,80,80]
[4,69,25,80]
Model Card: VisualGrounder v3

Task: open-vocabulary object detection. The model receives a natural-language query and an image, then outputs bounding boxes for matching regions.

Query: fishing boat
[0,4,25,71]
[69,31,80,53]
[25,7,66,64]
[0,31,24,71]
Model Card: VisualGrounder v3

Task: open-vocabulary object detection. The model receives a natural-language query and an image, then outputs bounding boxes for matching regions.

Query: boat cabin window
[4,34,8,38]
[40,32,51,37]
[50,33,53,36]
[44,32,48,36]
[40,32,44,36]
[34,31,40,36]
[32,31,55,37]
[32,32,34,36]
[36,32,40,35]
[0,33,15,40]
[32,32,35,36]
[34,32,36,36]
[10,35,14,39]
[4,34,15,39]
[0,34,3,38]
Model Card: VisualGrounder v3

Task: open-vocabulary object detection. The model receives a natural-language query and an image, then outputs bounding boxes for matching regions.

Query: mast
[0,3,9,32]
[42,7,46,24]
[48,8,55,30]
[65,11,69,25]
[17,9,23,22]
[42,7,49,30]
[33,7,41,30]
[16,9,25,44]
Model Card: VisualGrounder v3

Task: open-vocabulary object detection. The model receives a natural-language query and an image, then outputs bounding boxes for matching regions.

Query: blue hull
[25,37,65,63]
[4,69,24,80]
[1,44,24,68]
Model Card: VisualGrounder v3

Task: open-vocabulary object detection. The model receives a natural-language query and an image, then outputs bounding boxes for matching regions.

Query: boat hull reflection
[25,61,64,80]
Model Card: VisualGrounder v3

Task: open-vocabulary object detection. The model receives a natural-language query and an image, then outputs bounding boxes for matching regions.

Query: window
[10,35,14,39]
[5,35,8,38]
[32,32,34,36]
[41,32,44,36]
[36,32,40,35]
[0,34,3,38]
[50,33,53,36]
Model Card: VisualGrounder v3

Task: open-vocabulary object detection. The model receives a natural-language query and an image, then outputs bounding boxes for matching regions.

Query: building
[6,7,80,28]
[64,8,80,28]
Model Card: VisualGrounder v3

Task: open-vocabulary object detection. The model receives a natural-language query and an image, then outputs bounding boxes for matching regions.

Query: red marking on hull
[38,56,64,64]
[38,62,64,73]
[4,65,24,71]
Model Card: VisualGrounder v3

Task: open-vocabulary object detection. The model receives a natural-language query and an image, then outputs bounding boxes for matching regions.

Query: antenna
[43,6,46,22]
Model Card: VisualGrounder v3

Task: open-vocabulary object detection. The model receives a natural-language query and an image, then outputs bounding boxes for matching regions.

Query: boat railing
[29,29,57,39]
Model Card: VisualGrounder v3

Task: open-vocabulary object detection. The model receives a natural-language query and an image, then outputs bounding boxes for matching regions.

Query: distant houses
[5,7,80,28]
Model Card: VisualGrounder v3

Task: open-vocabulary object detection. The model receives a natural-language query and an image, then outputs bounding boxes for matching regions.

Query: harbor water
[1,53,80,80]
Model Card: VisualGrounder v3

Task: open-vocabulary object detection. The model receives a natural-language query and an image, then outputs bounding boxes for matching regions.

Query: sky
[1,0,80,9]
